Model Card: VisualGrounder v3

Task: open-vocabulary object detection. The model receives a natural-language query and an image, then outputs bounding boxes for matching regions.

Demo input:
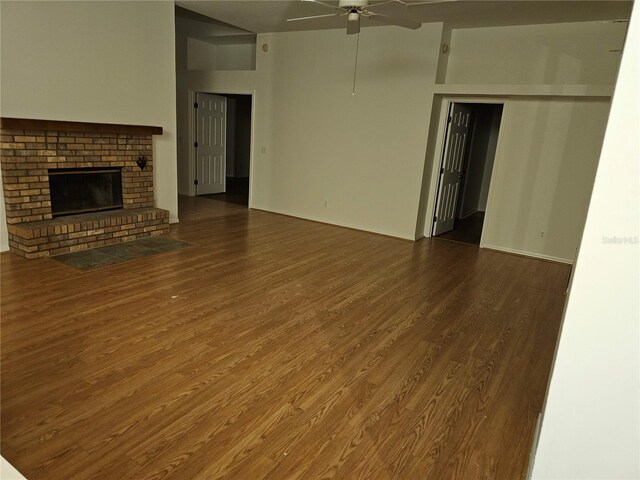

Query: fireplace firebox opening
[49,167,123,217]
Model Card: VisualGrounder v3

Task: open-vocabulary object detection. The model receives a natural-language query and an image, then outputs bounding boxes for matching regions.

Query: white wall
[252,25,442,239]
[0,0,178,251]
[212,43,256,71]
[482,98,611,263]
[187,37,219,71]
[532,6,639,478]
[187,39,255,71]
[446,21,627,85]
[1,456,27,480]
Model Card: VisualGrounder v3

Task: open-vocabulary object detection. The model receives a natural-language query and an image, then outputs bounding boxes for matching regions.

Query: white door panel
[433,103,473,236]
[196,93,226,195]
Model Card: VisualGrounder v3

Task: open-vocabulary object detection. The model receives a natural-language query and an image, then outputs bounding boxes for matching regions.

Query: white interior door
[433,103,473,236]
[196,93,226,195]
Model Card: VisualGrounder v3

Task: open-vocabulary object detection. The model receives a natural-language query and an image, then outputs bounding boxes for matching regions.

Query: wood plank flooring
[0,195,570,480]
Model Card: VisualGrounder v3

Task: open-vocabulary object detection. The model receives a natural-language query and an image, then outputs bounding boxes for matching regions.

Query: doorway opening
[432,102,503,246]
[193,92,252,207]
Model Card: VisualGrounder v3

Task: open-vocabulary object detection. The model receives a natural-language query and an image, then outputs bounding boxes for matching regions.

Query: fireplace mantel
[0,117,163,136]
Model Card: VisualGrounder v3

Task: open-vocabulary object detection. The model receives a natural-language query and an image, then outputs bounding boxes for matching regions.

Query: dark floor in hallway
[203,176,249,206]
[438,211,485,245]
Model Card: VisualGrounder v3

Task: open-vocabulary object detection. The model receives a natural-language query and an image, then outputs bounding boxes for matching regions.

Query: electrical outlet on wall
[540,231,545,238]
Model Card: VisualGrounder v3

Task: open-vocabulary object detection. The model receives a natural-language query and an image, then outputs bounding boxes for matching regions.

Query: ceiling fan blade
[364,12,422,30]
[346,12,360,35]
[366,0,407,10]
[405,0,458,5]
[301,0,344,12]
[286,13,341,22]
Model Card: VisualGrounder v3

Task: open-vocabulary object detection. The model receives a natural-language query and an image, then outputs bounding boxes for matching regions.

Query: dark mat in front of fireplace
[51,237,190,271]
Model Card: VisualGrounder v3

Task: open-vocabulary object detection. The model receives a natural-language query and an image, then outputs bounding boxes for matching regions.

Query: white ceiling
[176,0,633,34]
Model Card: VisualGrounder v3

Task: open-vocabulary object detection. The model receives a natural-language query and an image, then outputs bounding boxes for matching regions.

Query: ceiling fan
[286,0,449,35]
[287,0,453,94]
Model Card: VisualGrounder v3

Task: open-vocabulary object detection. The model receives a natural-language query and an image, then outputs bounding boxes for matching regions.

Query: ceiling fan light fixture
[346,11,361,34]
[339,0,368,7]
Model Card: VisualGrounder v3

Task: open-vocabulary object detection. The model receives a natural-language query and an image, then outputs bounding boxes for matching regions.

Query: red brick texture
[7,207,169,258]
[1,127,169,258]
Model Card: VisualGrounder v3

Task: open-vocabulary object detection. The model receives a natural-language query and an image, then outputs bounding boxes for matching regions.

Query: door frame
[425,96,509,248]
[187,89,256,207]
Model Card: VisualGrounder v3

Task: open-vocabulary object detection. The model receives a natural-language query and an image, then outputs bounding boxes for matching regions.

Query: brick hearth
[1,118,169,258]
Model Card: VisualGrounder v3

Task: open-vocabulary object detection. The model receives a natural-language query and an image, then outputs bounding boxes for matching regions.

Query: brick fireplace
[1,118,169,258]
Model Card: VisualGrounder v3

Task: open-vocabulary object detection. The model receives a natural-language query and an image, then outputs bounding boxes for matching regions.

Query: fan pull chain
[352,31,360,95]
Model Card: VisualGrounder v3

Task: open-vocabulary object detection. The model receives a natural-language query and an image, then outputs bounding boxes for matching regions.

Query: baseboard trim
[250,206,416,242]
[482,244,573,265]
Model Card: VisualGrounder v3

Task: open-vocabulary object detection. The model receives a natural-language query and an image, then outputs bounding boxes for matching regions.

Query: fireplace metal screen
[49,167,123,217]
